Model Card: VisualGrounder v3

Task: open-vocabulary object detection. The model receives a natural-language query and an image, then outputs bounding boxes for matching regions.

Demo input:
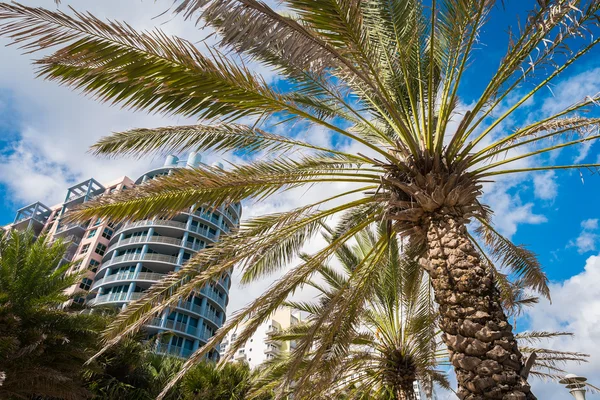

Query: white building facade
[220,307,300,369]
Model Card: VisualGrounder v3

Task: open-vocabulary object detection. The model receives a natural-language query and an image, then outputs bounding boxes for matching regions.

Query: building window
[79,278,93,291]
[88,259,100,272]
[79,244,90,255]
[101,227,113,240]
[87,228,97,238]
[73,296,85,305]
[93,217,102,226]
[95,243,107,256]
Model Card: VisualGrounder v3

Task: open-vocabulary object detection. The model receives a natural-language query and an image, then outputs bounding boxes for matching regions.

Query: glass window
[87,228,97,238]
[79,244,90,255]
[79,278,93,290]
[93,217,102,226]
[88,259,100,272]
[95,243,107,256]
[102,227,113,240]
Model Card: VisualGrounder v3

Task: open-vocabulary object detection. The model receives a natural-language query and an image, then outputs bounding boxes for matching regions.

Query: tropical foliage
[85,337,270,400]
[0,230,103,400]
[2,1,600,398]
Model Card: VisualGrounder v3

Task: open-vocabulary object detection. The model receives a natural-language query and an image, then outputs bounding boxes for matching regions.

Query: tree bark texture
[424,217,535,400]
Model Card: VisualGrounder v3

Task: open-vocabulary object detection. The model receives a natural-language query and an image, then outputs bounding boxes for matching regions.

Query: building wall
[3,154,240,359]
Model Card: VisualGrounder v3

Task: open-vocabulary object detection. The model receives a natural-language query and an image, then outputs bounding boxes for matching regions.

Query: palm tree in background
[250,224,448,400]
[85,337,272,399]
[1,1,600,398]
[0,230,104,400]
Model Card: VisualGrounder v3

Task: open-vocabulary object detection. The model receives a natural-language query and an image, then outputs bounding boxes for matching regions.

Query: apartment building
[220,307,301,369]
[3,153,241,359]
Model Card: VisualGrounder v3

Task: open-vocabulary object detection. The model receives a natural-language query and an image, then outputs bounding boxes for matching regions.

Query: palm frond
[475,218,550,299]
[91,123,358,158]
[68,155,379,223]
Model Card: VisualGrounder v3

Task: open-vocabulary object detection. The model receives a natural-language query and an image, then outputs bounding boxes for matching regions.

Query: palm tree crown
[0,230,104,399]
[1,1,600,398]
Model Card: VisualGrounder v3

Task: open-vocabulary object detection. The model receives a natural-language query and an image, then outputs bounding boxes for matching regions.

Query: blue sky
[1,1,600,398]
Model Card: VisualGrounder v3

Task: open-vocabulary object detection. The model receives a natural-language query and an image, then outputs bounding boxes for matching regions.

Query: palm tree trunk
[395,383,417,400]
[424,217,535,400]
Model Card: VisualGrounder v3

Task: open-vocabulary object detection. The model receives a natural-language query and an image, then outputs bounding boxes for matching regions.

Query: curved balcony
[113,219,218,242]
[176,300,223,326]
[91,271,166,291]
[88,291,144,306]
[200,286,228,310]
[220,209,238,229]
[186,211,222,230]
[116,219,187,234]
[104,235,184,258]
[100,252,179,271]
[147,317,200,338]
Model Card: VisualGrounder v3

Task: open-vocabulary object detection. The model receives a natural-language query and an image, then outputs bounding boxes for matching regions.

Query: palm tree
[1,1,600,398]
[85,337,269,399]
[250,225,449,400]
[0,230,104,399]
[182,361,273,400]
[84,337,185,400]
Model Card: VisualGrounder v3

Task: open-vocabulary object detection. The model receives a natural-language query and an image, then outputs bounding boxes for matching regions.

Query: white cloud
[0,0,280,210]
[581,218,599,230]
[482,179,547,238]
[542,67,600,115]
[532,171,558,200]
[568,218,600,254]
[524,253,600,399]
[573,140,593,163]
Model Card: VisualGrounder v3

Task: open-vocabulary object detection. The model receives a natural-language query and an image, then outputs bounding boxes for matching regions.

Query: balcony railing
[114,219,219,240]
[55,221,86,235]
[264,344,280,355]
[156,343,184,357]
[106,235,183,255]
[201,286,227,309]
[179,300,203,316]
[188,225,217,240]
[115,220,188,236]
[101,252,179,269]
[91,271,166,290]
[88,291,144,306]
[192,211,221,226]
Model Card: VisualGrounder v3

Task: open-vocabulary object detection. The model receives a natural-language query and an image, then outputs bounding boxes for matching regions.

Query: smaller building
[220,307,300,369]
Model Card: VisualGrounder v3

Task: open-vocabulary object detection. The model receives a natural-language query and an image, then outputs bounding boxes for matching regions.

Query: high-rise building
[2,154,241,359]
[220,307,301,369]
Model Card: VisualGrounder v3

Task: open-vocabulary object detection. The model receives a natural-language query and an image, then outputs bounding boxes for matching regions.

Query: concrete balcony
[148,317,200,338]
[54,221,87,236]
[264,344,281,355]
[104,235,184,258]
[100,252,179,270]
[200,286,227,310]
[91,271,166,291]
[88,291,144,306]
